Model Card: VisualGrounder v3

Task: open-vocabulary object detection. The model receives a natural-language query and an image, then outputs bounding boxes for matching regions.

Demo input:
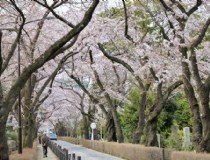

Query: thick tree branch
[159,0,185,23]
[34,0,75,28]
[150,68,163,99]
[4,0,99,115]
[159,0,174,13]
[33,53,73,110]
[112,65,120,86]
[0,30,2,74]
[46,35,79,61]
[69,74,108,115]
[146,9,170,41]
[149,68,159,81]
[187,0,202,16]
[30,10,51,61]
[190,49,202,87]
[98,43,145,89]
[98,43,134,73]
[1,1,26,74]
[149,80,183,121]
[191,17,210,49]
[205,76,210,91]
[169,0,187,14]
[164,80,183,99]
[121,0,135,43]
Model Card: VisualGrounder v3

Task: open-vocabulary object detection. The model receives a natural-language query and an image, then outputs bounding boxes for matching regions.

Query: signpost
[90,122,96,140]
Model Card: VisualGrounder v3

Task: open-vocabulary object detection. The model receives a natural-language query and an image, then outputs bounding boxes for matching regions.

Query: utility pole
[18,37,22,154]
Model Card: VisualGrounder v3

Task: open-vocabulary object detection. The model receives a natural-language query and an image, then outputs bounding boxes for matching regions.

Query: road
[53,140,125,160]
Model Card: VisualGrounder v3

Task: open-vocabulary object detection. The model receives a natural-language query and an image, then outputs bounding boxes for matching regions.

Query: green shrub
[7,132,18,141]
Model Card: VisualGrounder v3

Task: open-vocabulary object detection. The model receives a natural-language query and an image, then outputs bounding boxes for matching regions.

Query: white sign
[183,127,191,148]
[90,122,96,129]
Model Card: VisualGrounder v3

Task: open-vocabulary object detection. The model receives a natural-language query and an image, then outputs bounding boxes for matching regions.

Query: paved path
[55,140,124,160]
[37,144,58,160]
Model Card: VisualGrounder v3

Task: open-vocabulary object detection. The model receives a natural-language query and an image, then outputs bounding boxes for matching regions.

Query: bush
[7,132,18,141]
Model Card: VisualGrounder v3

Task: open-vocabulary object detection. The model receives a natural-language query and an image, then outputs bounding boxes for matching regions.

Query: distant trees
[0,0,99,159]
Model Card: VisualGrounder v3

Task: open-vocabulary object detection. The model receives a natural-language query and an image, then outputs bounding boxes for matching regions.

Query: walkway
[55,140,124,160]
[37,143,58,160]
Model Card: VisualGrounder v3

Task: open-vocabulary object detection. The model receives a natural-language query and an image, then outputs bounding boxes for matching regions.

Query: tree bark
[190,49,210,152]
[145,117,158,146]
[82,115,90,139]
[106,112,117,142]
[181,60,203,152]
[133,88,148,144]
[197,86,210,152]
[23,113,36,148]
[91,65,124,142]
[0,115,9,160]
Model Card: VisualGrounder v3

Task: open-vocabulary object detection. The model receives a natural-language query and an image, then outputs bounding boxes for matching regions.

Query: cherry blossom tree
[0,0,99,159]
[141,0,210,152]
[61,54,121,142]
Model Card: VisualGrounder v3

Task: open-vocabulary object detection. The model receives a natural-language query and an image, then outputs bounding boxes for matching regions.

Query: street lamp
[90,122,96,140]
[18,25,22,154]
[15,13,55,155]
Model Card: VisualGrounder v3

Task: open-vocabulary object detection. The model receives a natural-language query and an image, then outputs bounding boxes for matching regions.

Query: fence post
[58,145,62,159]
[162,148,165,160]
[72,153,75,160]
[63,148,68,160]
[48,142,82,160]
[68,154,71,160]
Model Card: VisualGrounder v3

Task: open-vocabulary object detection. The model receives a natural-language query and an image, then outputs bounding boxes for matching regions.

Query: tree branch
[0,30,2,74]
[159,0,174,13]
[190,49,202,87]
[149,80,183,121]
[205,75,210,91]
[1,1,26,74]
[169,0,187,14]
[98,43,145,89]
[69,73,108,116]
[29,10,51,61]
[191,17,210,49]
[33,0,75,28]
[150,68,163,99]
[121,0,135,43]
[187,0,202,17]
[33,53,73,110]
[98,43,134,73]
[4,0,99,115]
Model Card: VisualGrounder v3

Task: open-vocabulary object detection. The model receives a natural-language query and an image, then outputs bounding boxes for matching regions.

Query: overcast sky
[107,0,120,7]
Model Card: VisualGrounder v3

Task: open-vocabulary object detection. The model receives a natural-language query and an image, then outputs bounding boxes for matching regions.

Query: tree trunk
[0,117,9,160]
[82,115,89,139]
[133,90,147,144]
[182,61,203,152]
[23,114,36,148]
[111,107,124,143]
[145,117,158,147]
[106,113,117,142]
[200,116,210,152]
[198,88,210,152]
[132,125,144,144]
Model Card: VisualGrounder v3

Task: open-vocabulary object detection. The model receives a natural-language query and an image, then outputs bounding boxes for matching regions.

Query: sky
[107,0,120,7]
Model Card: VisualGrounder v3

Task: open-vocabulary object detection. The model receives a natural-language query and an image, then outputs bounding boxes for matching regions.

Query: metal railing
[48,140,81,160]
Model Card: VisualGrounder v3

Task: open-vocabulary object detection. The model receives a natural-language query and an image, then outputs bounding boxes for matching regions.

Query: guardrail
[48,141,82,160]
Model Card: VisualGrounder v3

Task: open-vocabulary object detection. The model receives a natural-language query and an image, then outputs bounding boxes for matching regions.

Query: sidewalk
[37,144,58,160]
[55,140,124,160]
